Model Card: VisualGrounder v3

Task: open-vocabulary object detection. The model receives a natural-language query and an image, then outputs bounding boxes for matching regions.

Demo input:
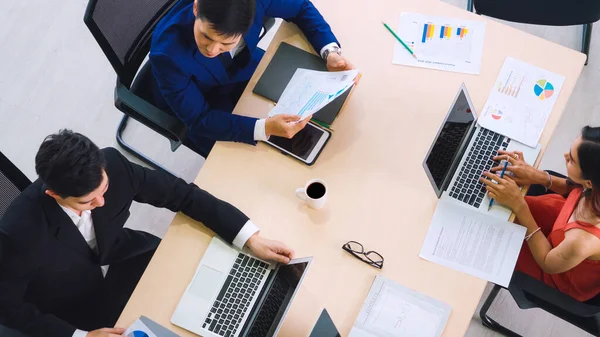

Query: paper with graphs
[268,68,359,120]
[349,275,451,337]
[478,57,565,147]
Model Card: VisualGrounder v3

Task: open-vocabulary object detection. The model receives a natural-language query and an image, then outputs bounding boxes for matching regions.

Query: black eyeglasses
[342,241,384,269]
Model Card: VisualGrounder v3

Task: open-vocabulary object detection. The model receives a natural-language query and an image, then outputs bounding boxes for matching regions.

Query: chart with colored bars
[394,13,486,74]
[534,79,555,100]
[496,71,525,98]
[297,91,327,116]
[422,24,469,43]
[479,57,566,147]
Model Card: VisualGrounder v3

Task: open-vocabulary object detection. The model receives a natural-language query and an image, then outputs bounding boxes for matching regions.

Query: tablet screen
[269,123,325,160]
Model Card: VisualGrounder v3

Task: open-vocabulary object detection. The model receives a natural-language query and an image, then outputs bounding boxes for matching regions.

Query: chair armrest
[509,271,600,318]
[114,79,188,144]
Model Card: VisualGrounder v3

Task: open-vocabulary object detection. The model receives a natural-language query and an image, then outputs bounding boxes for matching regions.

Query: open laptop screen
[244,260,310,337]
[424,88,476,196]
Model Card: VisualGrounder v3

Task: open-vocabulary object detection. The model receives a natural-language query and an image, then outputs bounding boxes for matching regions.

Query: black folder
[253,42,352,126]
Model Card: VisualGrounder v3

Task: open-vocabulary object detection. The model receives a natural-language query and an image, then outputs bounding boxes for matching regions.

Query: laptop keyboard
[203,254,269,337]
[426,122,470,188]
[449,128,509,208]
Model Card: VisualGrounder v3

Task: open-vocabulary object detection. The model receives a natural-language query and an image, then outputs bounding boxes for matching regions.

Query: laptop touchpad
[189,265,224,300]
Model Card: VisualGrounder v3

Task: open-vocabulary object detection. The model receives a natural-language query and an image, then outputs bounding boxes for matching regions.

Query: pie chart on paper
[533,80,554,100]
[127,331,149,337]
[491,109,503,120]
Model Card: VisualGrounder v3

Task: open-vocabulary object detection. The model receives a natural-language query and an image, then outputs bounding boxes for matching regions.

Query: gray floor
[0,0,598,336]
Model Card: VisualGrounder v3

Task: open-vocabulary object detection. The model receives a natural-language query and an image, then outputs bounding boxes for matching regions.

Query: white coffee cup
[296,179,328,209]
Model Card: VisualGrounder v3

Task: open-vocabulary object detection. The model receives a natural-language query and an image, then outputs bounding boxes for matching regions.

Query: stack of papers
[349,276,452,337]
[268,68,359,121]
[478,57,565,147]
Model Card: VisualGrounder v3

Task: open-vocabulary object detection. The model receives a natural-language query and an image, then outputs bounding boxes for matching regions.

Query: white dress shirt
[61,202,259,337]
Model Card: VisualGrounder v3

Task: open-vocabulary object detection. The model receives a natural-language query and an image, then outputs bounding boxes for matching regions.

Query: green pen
[310,118,333,131]
[382,21,417,59]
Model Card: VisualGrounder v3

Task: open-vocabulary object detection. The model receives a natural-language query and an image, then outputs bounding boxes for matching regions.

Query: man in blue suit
[150,0,354,156]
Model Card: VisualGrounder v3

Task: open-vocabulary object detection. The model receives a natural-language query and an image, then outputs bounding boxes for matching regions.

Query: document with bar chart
[478,57,565,147]
[393,13,486,74]
[268,68,359,120]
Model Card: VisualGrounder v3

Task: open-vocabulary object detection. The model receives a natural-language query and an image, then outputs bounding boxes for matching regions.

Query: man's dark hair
[35,130,106,198]
[196,0,256,37]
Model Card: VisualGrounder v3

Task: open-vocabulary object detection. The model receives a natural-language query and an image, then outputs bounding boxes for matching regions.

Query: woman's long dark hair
[578,126,600,217]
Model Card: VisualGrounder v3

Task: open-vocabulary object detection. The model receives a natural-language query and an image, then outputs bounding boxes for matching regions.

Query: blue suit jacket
[150,0,338,155]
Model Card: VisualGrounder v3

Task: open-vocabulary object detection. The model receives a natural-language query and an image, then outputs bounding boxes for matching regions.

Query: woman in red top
[480,126,600,301]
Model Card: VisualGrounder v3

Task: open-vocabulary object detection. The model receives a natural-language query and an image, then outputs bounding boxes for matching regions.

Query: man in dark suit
[0,130,294,337]
[150,0,354,156]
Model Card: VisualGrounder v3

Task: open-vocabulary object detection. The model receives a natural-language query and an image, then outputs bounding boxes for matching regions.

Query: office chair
[0,151,31,337]
[83,0,277,175]
[479,171,600,337]
[467,0,600,65]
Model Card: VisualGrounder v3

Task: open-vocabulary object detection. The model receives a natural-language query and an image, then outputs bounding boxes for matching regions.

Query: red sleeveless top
[515,188,600,302]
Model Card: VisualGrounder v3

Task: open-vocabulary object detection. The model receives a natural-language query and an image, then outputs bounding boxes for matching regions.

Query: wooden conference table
[117,0,586,335]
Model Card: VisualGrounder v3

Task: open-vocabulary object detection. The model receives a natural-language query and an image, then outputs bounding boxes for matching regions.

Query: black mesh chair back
[83,0,179,88]
[84,0,192,174]
[469,0,600,65]
[0,153,31,335]
[472,0,600,26]
[0,152,31,219]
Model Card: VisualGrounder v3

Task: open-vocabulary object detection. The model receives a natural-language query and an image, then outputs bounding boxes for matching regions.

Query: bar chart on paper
[393,13,486,74]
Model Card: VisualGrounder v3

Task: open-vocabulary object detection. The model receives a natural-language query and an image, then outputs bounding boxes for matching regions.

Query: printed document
[349,275,451,337]
[478,57,565,147]
[393,13,486,74]
[419,197,526,287]
[268,68,359,120]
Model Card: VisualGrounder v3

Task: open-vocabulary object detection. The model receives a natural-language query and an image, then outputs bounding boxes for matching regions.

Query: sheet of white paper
[349,275,451,337]
[478,57,565,147]
[124,318,158,337]
[392,13,486,74]
[268,68,359,120]
[419,197,526,287]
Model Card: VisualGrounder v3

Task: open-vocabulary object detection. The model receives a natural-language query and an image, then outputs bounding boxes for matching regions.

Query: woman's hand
[490,150,547,187]
[480,172,527,212]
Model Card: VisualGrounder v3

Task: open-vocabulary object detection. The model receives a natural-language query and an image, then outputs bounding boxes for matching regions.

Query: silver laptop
[172,237,312,337]
[423,84,541,220]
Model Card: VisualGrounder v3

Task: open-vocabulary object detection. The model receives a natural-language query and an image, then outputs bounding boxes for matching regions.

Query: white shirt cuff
[254,119,269,141]
[232,220,260,249]
[320,42,340,59]
[73,329,88,337]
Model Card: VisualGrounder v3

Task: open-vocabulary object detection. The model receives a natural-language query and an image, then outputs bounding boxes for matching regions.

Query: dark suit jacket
[0,148,249,337]
[150,0,338,155]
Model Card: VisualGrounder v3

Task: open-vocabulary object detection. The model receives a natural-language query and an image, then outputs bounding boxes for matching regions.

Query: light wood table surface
[117,0,586,335]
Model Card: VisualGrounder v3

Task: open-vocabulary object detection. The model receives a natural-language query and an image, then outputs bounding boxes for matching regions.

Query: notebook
[253,42,353,126]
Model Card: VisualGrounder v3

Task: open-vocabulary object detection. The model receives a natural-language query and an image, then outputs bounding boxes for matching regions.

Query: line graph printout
[393,13,486,74]
[349,276,451,337]
[269,68,359,120]
[479,57,565,147]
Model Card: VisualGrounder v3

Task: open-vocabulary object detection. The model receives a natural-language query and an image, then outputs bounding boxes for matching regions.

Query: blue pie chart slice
[128,331,149,337]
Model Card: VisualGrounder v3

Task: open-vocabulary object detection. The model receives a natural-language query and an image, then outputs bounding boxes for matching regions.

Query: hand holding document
[268,68,359,121]
[419,197,526,287]
[350,275,452,337]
